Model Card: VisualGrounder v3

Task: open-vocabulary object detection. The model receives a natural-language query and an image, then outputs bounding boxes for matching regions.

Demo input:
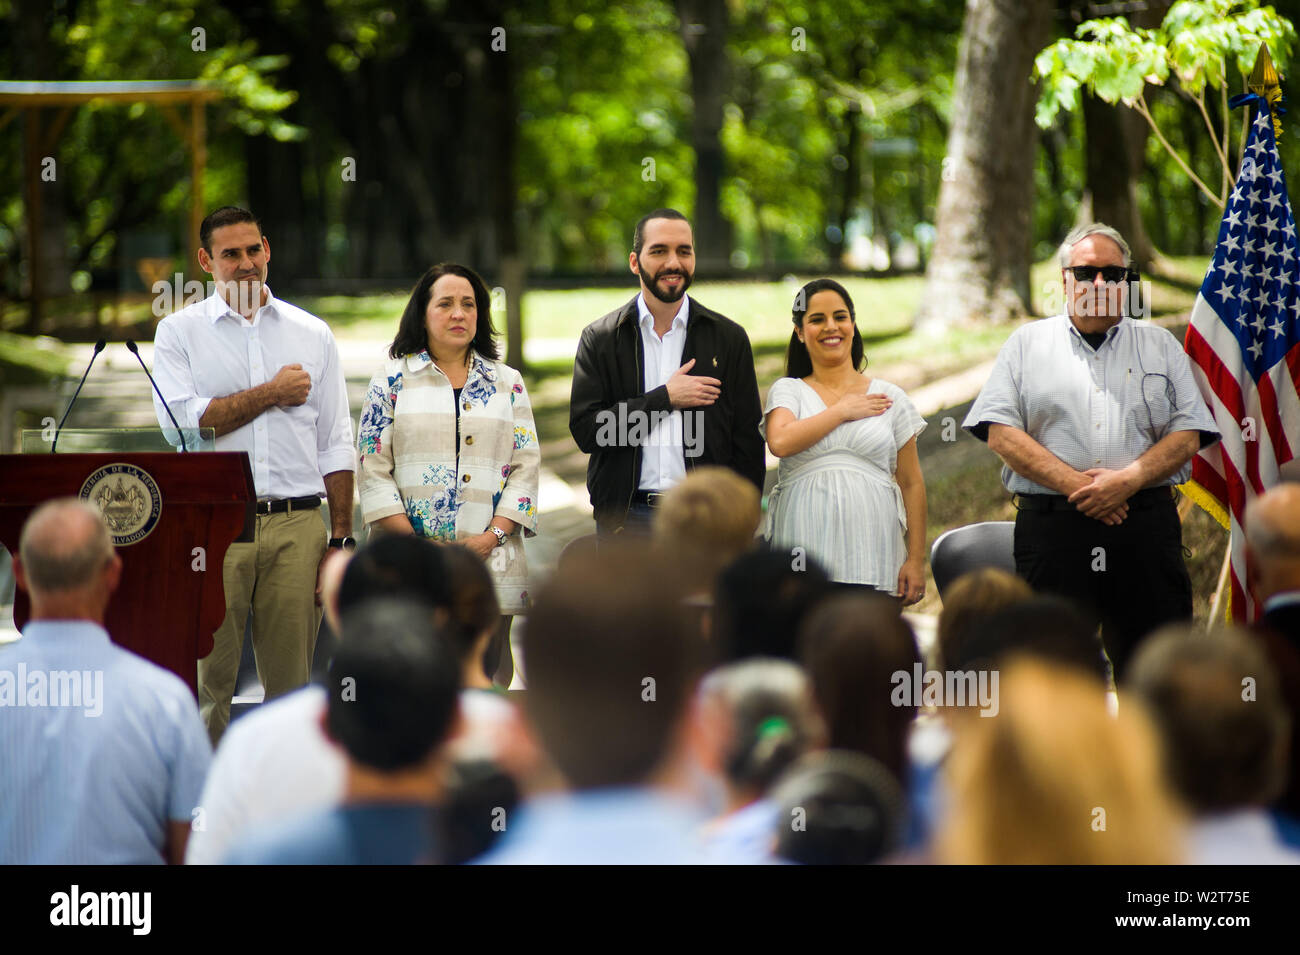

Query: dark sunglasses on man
[1066,265,1138,284]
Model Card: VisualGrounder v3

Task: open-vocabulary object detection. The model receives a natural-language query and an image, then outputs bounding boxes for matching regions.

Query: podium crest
[78,463,163,546]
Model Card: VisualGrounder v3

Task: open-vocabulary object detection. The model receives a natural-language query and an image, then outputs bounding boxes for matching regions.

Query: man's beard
[639,263,692,303]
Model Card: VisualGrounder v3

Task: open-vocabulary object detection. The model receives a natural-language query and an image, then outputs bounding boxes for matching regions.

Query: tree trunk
[676,0,731,273]
[916,0,1053,331]
[1079,94,1161,271]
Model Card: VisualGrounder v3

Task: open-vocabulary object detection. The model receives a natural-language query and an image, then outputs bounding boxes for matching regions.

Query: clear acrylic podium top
[19,427,217,454]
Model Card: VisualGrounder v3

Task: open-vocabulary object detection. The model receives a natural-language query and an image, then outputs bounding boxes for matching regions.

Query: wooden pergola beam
[2,81,221,332]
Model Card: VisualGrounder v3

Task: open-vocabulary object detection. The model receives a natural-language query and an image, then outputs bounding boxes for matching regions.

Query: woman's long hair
[784,277,864,378]
[389,263,501,362]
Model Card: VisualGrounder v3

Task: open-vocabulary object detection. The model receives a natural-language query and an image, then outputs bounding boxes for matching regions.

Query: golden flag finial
[1248,42,1284,139]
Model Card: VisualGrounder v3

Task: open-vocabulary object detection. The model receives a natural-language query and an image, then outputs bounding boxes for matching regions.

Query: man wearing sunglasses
[962,223,1220,681]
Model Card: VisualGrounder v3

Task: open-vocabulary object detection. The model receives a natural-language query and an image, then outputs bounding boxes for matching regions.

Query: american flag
[1183,99,1300,622]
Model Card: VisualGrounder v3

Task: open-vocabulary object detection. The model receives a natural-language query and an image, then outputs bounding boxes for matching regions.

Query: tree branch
[1134,93,1224,209]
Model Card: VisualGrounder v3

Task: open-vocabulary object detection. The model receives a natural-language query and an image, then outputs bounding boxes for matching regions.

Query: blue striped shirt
[0,621,211,864]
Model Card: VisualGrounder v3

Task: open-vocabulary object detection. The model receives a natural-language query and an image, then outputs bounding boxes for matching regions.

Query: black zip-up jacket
[569,295,766,533]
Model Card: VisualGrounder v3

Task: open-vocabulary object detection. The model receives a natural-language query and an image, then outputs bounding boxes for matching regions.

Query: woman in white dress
[762,279,928,604]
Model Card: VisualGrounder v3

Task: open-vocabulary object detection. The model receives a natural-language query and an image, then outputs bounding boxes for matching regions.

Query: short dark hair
[772,750,906,865]
[439,543,501,663]
[798,593,920,781]
[523,539,702,789]
[326,599,462,772]
[953,596,1108,684]
[1128,625,1290,813]
[713,548,833,662]
[200,206,261,253]
[389,263,500,362]
[337,535,452,618]
[632,208,690,256]
[786,278,865,379]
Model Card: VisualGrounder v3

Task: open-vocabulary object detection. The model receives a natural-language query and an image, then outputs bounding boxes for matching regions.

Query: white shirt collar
[637,292,690,333]
[205,286,277,324]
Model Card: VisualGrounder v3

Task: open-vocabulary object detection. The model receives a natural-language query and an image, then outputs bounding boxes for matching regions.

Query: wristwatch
[488,526,508,547]
[328,536,357,551]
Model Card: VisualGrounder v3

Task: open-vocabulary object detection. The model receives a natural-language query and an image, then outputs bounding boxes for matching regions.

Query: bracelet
[489,526,508,547]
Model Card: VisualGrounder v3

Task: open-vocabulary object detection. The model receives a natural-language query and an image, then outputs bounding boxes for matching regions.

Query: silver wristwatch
[489,526,508,547]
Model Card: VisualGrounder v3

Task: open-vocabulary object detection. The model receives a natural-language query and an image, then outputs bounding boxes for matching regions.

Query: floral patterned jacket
[357,349,540,613]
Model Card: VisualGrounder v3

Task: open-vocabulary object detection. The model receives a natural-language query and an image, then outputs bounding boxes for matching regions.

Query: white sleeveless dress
[761,376,926,588]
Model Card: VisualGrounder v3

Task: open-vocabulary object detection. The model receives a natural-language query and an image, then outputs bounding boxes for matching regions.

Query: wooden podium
[0,451,254,696]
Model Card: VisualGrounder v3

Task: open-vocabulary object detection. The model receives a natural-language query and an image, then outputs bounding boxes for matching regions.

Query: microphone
[51,338,106,452]
[126,340,188,452]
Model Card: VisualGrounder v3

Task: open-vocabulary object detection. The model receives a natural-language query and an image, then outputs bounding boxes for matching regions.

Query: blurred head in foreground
[653,466,761,586]
[936,659,1184,864]
[714,548,833,662]
[935,567,1033,671]
[326,599,463,795]
[697,658,823,810]
[772,750,906,865]
[951,594,1108,687]
[522,539,704,790]
[1127,625,1290,816]
[799,592,920,782]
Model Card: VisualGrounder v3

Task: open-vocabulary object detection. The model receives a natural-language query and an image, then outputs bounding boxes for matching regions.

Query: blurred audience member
[798,592,927,846]
[226,600,462,863]
[1245,484,1300,833]
[771,751,906,864]
[950,595,1109,686]
[935,567,1033,671]
[653,465,761,584]
[714,548,833,662]
[1246,482,1300,642]
[696,659,823,862]
[799,593,918,782]
[1,499,210,864]
[1128,626,1299,864]
[478,540,716,864]
[937,659,1184,864]
[439,758,521,865]
[187,535,452,863]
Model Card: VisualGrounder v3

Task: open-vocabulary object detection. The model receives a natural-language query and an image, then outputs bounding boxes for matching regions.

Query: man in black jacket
[570,209,765,535]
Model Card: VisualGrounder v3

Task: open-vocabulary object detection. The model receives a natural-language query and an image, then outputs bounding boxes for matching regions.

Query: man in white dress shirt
[963,222,1220,680]
[151,206,356,745]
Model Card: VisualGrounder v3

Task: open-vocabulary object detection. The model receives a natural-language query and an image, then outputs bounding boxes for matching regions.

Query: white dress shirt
[151,289,355,498]
[963,314,1220,494]
[637,293,689,491]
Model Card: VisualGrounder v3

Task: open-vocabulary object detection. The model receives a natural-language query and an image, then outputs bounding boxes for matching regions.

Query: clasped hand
[1067,467,1138,525]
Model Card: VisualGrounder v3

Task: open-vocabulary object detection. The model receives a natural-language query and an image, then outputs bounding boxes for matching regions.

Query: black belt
[1015,486,1174,513]
[254,496,323,515]
[631,489,668,507]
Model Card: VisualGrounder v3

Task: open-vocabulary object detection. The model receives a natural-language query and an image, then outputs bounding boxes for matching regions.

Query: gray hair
[1058,222,1132,269]
[18,498,114,592]
[700,658,822,790]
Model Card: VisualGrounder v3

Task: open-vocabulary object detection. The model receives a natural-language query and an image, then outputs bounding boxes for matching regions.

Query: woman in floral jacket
[357,263,540,685]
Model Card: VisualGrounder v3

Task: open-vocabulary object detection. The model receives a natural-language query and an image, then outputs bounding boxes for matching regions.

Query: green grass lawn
[0,255,1208,388]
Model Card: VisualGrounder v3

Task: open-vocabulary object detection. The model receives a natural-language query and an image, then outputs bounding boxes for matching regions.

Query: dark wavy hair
[389,263,500,361]
[784,278,865,379]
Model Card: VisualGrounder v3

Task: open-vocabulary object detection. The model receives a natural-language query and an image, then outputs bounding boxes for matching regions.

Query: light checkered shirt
[963,314,1220,495]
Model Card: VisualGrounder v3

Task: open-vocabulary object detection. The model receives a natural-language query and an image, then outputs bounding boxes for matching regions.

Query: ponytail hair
[785,277,864,378]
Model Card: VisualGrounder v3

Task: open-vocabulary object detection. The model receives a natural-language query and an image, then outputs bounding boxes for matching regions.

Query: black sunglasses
[1066,265,1132,283]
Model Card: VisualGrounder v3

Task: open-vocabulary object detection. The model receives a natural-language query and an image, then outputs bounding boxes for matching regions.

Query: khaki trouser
[199,509,327,746]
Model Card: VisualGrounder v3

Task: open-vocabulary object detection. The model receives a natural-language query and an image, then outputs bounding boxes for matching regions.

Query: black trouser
[1013,492,1193,682]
